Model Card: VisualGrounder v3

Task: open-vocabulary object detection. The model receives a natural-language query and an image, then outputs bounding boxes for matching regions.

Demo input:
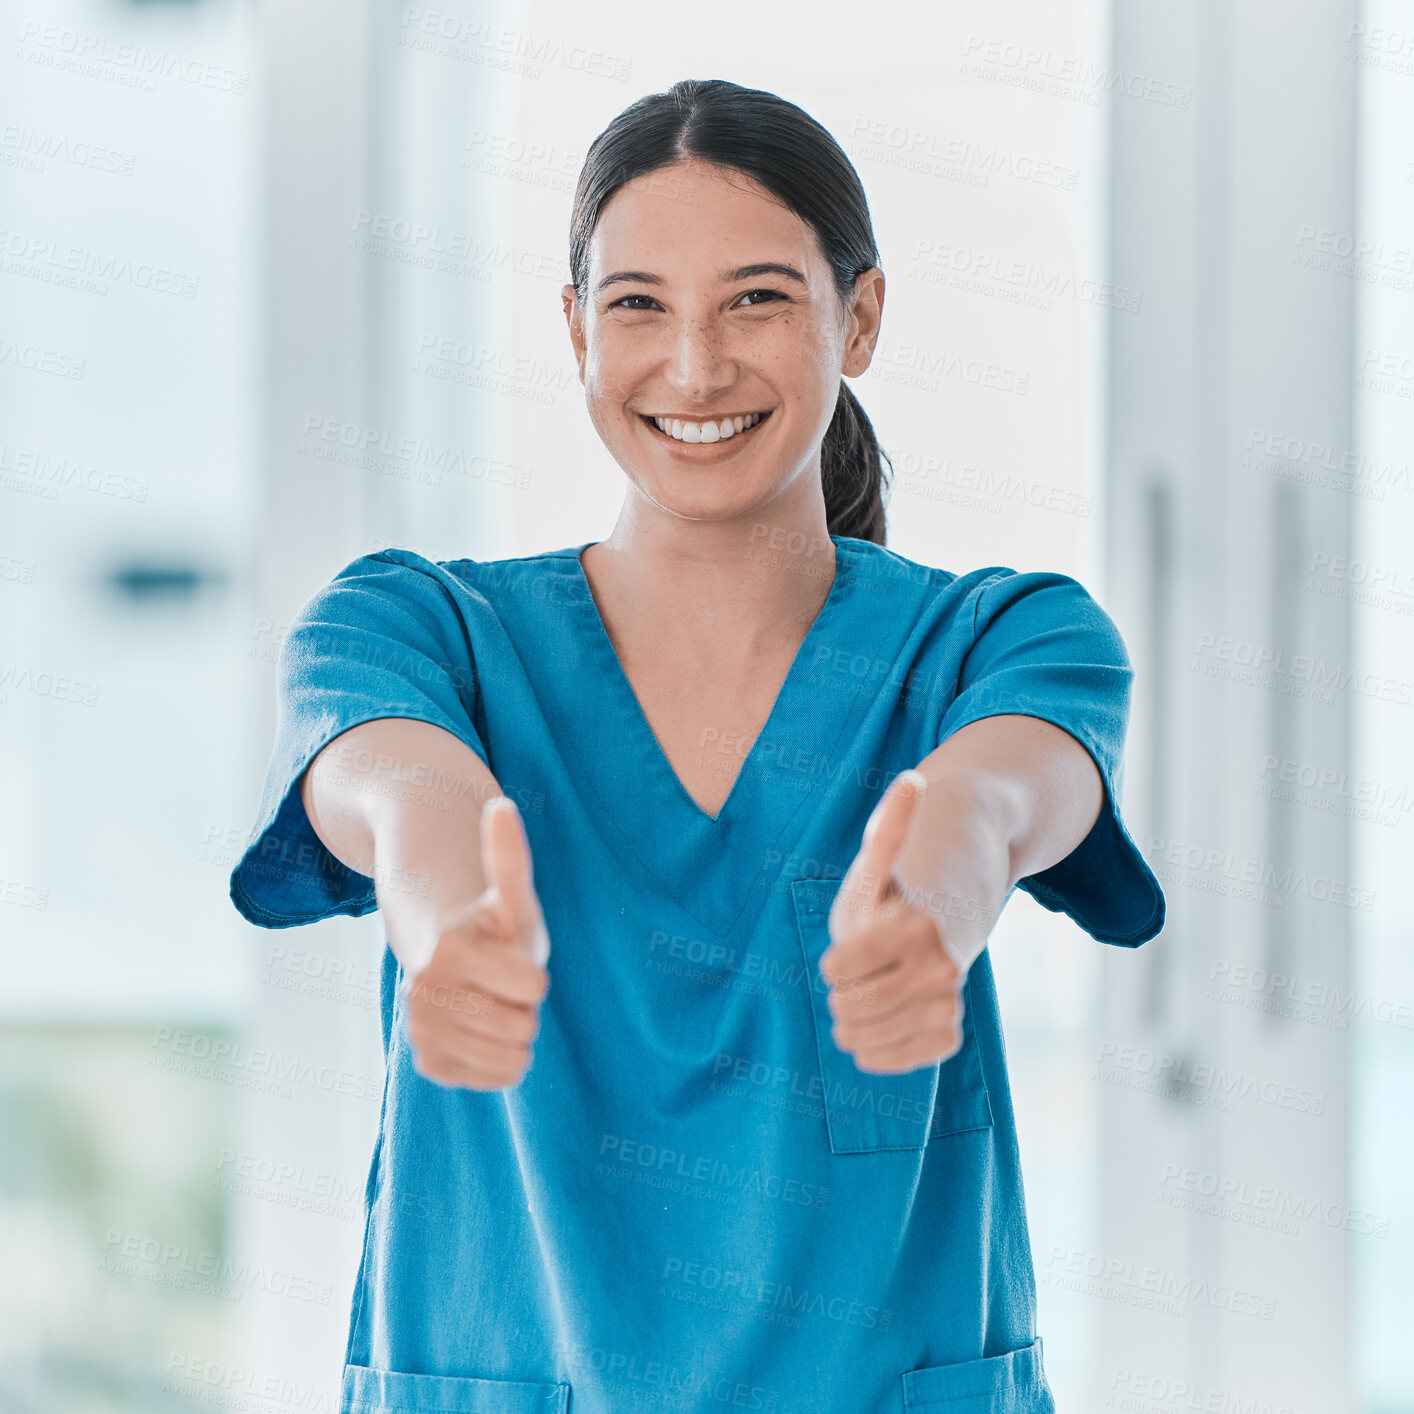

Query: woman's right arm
[300,716,551,1090]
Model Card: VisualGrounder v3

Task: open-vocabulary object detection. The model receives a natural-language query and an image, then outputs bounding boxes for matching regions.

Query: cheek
[760,319,844,388]
[582,337,642,407]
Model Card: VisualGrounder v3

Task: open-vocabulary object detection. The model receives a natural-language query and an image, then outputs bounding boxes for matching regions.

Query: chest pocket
[790,877,993,1155]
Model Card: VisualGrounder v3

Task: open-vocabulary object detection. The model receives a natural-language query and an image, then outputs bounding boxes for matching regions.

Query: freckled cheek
[760,318,841,382]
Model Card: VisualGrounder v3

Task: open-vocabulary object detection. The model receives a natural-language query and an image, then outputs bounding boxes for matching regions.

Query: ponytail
[821,381,891,545]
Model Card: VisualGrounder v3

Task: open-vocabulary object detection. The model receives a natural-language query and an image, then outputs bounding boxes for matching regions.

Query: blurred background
[1,0,1410,1408]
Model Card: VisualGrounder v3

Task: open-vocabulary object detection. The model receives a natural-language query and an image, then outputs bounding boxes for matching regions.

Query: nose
[664,315,737,406]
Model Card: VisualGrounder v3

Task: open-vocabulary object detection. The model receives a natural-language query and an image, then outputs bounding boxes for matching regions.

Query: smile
[640,411,772,444]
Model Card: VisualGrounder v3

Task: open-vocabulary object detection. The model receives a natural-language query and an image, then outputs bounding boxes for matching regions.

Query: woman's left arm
[820,713,1104,1074]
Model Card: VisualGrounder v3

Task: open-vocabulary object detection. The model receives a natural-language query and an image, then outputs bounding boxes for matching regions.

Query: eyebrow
[593,262,808,295]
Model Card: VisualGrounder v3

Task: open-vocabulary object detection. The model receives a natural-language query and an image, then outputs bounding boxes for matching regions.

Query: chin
[631,471,776,524]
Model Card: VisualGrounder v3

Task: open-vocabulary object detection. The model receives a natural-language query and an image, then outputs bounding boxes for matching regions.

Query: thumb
[480,797,550,967]
[828,770,926,948]
[848,769,927,901]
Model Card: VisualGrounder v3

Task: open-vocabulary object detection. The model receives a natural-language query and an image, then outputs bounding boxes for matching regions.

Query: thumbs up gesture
[401,796,552,1091]
[821,771,969,1075]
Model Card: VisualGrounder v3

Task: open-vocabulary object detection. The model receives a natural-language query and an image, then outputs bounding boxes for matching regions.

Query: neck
[581,479,838,655]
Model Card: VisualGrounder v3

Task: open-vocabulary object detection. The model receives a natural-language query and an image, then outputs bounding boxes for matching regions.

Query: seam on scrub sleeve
[938,568,1166,948]
[228,550,492,931]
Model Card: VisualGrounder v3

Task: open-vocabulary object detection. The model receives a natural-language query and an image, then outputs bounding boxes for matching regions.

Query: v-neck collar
[555,536,888,937]
[572,539,844,825]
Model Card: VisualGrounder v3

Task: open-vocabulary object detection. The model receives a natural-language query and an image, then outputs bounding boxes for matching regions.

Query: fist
[401,797,551,1090]
[820,771,966,1075]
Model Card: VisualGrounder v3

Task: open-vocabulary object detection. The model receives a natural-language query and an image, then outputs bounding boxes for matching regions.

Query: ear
[840,267,885,379]
[562,283,587,380]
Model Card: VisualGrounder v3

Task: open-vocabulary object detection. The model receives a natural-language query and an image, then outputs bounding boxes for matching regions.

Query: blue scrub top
[230,536,1164,1414]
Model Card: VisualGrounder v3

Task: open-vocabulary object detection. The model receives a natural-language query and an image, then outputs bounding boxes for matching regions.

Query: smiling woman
[228,77,1164,1414]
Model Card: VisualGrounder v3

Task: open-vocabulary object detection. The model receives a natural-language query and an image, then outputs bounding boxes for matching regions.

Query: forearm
[890,714,1104,967]
[299,716,503,974]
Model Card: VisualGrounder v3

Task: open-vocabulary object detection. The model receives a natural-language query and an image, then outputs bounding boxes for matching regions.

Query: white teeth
[650,412,766,443]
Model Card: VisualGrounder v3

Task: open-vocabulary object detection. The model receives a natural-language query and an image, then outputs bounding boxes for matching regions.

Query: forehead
[587,162,825,280]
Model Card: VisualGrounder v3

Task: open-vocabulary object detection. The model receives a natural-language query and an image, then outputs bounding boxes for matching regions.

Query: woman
[231,78,1163,1414]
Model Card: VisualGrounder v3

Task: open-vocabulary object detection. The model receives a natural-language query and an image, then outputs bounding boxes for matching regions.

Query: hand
[821,771,967,1074]
[400,797,551,1090]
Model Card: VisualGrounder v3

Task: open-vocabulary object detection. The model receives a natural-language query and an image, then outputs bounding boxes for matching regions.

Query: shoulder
[843,541,1120,654]
[321,543,589,602]
[841,538,1094,618]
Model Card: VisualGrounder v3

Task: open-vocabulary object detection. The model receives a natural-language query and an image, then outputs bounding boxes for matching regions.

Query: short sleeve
[228,549,489,930]
[937,568,1165,946]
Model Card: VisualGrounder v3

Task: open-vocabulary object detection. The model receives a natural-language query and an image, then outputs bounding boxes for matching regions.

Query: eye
[737,288,787,307]
[608,294,661,311]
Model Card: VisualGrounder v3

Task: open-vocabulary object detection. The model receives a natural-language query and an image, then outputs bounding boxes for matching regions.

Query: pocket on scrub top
[341,1363,570,1414]
[790,877,993,1155]
[900,1339,1055,1413]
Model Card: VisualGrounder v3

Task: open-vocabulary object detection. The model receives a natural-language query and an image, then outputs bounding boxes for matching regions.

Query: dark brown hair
[568,78,892,544]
